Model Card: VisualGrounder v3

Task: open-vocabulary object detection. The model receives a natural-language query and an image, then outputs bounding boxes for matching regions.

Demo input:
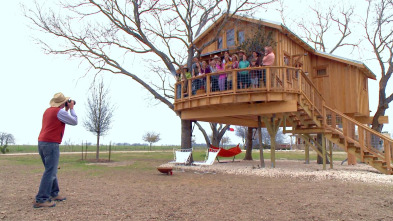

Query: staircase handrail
[324,105,393,143]
[298,70,325,117]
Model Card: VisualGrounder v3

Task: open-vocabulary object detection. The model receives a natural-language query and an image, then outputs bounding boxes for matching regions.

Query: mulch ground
[1,157,393,221]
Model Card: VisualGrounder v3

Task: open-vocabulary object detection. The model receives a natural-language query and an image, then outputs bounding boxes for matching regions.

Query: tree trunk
[243,127,253,160]
[96,133,100,160]
[181,119,192,149]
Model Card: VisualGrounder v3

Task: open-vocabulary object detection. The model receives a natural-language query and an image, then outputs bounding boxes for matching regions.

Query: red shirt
[38,107,66,143]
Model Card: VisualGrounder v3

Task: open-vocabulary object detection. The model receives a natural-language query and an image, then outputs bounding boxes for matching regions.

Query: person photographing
[34,92,78,208]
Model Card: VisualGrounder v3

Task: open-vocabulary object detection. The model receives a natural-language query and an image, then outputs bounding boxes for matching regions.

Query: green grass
[0,149,349,172]
[4,144,196,153]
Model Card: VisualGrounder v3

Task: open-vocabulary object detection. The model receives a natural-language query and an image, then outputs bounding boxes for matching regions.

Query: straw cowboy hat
[213,55,220,59]
[50,92,70,107]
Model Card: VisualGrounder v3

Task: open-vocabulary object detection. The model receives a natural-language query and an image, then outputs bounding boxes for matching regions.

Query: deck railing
[175,66,303,100]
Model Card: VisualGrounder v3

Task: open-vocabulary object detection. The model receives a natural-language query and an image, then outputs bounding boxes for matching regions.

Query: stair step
[332,134,340,139]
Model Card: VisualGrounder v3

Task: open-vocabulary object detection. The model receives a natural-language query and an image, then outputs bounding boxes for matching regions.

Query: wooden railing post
[188,79,191,98]
[181,81,184,99]
[359,127,365,162]
[384,140,392,172]
[283,67,286,91]
[233,70,237,93]
[266,68,270,92]
[311,88,315,118]
[322,101,326,128]
[206,74,211,96]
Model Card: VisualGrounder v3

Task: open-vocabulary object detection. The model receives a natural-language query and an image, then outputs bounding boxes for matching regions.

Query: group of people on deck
[176,46,275,97]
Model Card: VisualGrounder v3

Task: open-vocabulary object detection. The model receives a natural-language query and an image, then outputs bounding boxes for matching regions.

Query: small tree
[235,126,247,147]
[83,79,115,160]
[221,135,231,147]
[240,25,277,55]
[142,132,161,151]
[0,132,15,154]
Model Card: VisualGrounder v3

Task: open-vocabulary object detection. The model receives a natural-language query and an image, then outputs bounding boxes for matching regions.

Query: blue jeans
[35,141,60,203]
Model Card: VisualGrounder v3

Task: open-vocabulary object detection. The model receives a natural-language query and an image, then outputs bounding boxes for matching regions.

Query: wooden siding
[194,17,370,117]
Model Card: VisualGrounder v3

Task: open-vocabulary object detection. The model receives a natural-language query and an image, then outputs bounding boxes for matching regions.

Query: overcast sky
[0,0,391,146]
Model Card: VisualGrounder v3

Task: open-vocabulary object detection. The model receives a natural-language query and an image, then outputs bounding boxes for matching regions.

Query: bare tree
[221,135,231,147]
[235,126,247,147]
[198,122,231,147]
[0,132,15,154]
[25,0,276,150]
[365,0,393,132]
[279,0,359,54]
[142,131,161,151]
[83,79,115,160]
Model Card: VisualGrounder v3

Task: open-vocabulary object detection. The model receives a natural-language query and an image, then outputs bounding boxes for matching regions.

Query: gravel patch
[163,160,393,185]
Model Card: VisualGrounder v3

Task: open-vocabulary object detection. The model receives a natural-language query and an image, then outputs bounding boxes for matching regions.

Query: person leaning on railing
[210,57,219,92]
[261,46,275,87]
[191,57,202,95]
[250,58,259,88]
[215,55,226,91]
[228,54,239,91]
[238,53,251,89]
[199,61,211,91]
[224,54,233,90]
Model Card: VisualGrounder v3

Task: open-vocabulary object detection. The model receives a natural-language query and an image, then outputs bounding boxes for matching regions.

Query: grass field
[1,148,348,165]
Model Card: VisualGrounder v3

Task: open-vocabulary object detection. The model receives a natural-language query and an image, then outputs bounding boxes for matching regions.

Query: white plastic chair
[169,148,192,165]
[193,148,220,166]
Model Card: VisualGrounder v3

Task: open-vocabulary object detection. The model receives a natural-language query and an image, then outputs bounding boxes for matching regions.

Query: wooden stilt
[257,116,265,168]
[322,134,326,170]
[329,141,333,169]
[262,116,283,168]
[305,142,310,164]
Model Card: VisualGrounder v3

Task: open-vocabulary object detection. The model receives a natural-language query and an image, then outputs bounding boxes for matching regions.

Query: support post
[322,134,326,170]
[257,116,265,168]
[329,141,333,169]
[262,116,283,168]
[305,141,309,164]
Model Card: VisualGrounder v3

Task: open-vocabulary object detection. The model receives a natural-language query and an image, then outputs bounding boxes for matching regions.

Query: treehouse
[173,14,393,174]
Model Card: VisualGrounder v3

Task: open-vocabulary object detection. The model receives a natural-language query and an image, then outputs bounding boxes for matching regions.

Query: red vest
[38,107,66,143]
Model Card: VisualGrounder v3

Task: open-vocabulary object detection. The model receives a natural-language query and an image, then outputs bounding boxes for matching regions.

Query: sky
[0,0,391,146]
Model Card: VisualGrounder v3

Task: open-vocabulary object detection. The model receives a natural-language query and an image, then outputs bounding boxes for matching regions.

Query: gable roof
[194,13,376,80]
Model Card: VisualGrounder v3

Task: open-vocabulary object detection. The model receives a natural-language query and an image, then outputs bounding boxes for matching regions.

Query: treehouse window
[283,54,290,66]
[284,54,291,82]
[314,65,328,77]
[363,76,368,91]
[217,37,223,49]
[226,29,235,47]
[294,62,302,79]
[238,31,245,44]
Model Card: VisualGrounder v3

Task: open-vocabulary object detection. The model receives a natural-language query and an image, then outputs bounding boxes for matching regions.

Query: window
[226,29,235,47]
[238,31,245,45]
[363,76,368,91]
[284,53,291,81]
[283,54,290,66]
[217,37,223,49]
[317,69,327,76]
[314,65,328,77]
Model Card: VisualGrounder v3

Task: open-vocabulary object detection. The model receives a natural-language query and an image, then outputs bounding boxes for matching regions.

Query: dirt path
[1,158,393,220]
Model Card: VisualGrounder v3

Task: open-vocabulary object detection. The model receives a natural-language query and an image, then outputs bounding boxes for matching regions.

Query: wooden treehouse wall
[309,56,370,116]
[194,17,370,117]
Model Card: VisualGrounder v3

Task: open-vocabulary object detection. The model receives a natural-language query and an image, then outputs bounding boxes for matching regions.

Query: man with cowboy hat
[34,92,78,208]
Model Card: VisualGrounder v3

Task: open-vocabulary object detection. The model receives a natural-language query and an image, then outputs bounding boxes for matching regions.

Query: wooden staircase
[288,78,393,174]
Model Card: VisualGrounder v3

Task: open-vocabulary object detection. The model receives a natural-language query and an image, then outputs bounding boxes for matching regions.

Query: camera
[65,99,76,107]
